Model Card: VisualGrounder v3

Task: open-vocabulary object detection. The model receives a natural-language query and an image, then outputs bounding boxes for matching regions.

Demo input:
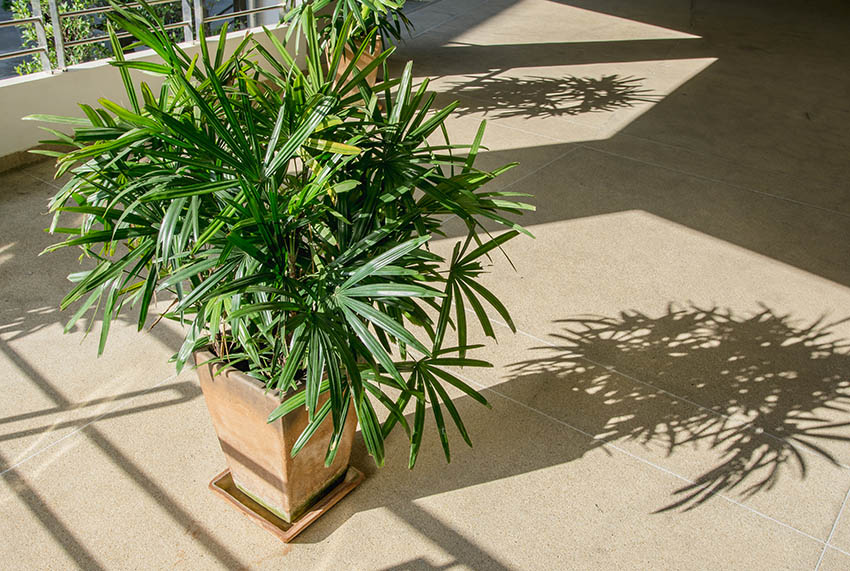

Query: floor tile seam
[448,366,831,548]
[614,131,789,166]
[468,307,850,472]
[495,146,581,193]
[0,327,175,355]
[444,91,597,140]
[435,93,847,221]
[432,143,576,226]
[409,0,490,39]
[827,543,850,559]
[581,351,850,472]
[815,484,850,569]
[22,169,63,191]
[403,0,439,16]
[471,118,568,144]
[578,144,850,219]
[0,372,179,478]
[591,132,850,194]
[419,83,571,145]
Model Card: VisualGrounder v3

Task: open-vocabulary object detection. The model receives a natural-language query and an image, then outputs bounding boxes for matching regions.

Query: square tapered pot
[195,350,357,523]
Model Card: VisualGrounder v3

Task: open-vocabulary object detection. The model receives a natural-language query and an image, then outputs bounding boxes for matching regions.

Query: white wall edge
[0,23,298,158]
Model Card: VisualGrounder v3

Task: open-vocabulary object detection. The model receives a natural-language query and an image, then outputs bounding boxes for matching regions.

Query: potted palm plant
[284,0,410,88]
[28,3,532,527]
[285,0,410,47]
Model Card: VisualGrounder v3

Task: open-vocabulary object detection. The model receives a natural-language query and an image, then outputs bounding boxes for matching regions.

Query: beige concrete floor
[2,0,850,568]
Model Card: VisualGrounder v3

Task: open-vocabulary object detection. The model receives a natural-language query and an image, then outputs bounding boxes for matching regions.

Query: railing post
[247,0,256,29]
[29,0,51,72]
[181,0,193,43]
[256,0,282,27]
[46,0,65,70]
[193,0,204,40]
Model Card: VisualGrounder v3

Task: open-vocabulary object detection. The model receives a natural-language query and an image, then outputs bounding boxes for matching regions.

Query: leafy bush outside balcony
[3,0,247,76]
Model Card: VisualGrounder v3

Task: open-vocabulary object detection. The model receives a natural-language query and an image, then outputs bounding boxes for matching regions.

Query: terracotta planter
[339,36,384,89]
[195,350,357,523]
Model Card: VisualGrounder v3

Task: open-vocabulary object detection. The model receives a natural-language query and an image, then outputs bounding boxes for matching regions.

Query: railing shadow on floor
[0,338,248,569]
[0,179,234,563]
[2,0,849,565]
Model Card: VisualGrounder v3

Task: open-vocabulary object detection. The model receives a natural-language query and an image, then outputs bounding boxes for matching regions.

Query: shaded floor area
[2,0,850,568]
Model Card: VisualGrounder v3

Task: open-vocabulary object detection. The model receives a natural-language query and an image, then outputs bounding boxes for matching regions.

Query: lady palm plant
[284,0,410,47]
[29,3,532,468]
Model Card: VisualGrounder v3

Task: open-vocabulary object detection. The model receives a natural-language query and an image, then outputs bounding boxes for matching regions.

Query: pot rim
[193,348,286,396]
[193,348,327,401]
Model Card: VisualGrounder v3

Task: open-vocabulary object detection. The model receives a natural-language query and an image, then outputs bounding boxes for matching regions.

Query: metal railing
[0,0,286,76]
[0,1,51,72]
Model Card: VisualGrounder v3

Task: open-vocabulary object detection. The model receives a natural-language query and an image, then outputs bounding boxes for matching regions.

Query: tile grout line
[436,95,850,219]
[449,366,834,549]
[409,0,489,39]
[0,372,179,478]
[619,131,748,158]
[477,119,566,144]
[443,91,593,141]
[496,146,580,192]
[815,484,850,569]
[578,144,850,219]
[453,308,850,555]
[432,144,578,227]
[618,129,850,188]
[19,2,850,226]
[401,12,850,220]
[22,168,63,191]
[481,311,850,471]
[832,544,850,559]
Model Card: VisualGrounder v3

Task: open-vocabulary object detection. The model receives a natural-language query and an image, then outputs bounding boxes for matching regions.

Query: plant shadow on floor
[443,73,661,119]
[305,302,850,556]
[510,303,850,511]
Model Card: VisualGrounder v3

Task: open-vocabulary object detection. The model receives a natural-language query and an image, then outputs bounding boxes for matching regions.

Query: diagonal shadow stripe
[0,447,106,571]
[0,382,196,427]
[397,38,708,77]
[0,383,200,444]
[0,339,248,569]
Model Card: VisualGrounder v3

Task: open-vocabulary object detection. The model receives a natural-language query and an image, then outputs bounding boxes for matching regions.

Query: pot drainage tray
[209,466,364,543]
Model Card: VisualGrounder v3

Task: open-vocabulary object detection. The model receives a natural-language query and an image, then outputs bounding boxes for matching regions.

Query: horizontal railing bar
[59,0,180,19]
[202,3,284,24]
[63,20,190,47]
[0,1,290,73]
[0,46,47,61]
[0,16,42,28]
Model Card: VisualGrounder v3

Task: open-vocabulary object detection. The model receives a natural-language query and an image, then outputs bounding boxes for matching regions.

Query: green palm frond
[30,3,533,469]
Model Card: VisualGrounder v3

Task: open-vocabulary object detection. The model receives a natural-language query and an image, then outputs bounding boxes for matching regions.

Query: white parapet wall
[0,22,297,162]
